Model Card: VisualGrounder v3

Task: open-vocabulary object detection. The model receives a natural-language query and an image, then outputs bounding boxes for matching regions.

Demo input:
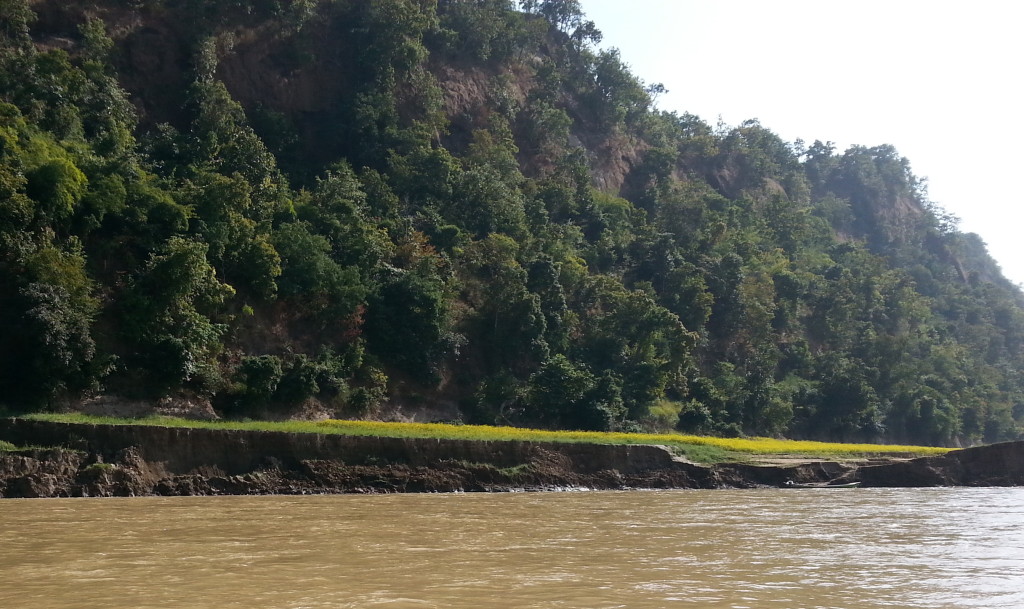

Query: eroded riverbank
[2,419,1023,497]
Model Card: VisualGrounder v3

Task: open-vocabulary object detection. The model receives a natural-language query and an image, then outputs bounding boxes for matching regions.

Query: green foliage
[236,354,283,404]
[0,226,101,407]
[347,365,388,416]
[524,354,624,431]
[0,280,99,406]
[25,158,88,224]
[448,165,528,238]
[365,268,451,384]
[460,234,549,376]
[119,238,234,391]
[436,0,542,62]
[298,162,394,276]
[186,171,281,299]
[0,0,34,49]
[586,49,650,128]
[1,0,1022,446]
[272,221,366,326]
[223,349,361,416]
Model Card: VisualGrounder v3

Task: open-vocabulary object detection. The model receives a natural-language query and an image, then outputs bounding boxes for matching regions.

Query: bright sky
[580,0,1024,286]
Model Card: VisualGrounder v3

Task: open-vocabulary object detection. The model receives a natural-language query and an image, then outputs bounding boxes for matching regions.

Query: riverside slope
[1,420,1023,498]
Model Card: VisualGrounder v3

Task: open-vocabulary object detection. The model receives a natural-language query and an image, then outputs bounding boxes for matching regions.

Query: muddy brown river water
[2,488,1023,608]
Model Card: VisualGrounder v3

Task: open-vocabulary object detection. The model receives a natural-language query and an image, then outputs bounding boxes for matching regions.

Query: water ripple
[1,488,1023,608]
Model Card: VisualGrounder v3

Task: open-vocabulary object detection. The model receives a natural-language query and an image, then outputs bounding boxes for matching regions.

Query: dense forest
[2,0,1023,446]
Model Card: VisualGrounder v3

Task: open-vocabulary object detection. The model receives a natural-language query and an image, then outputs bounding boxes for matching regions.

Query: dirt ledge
[1,419,1023,498]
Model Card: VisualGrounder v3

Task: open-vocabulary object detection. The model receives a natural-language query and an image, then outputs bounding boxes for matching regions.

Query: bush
[238,354,283,403]
[347,366,387,416]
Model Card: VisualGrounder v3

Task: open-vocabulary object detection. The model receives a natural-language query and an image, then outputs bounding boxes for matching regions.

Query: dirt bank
[1,419,1023,498]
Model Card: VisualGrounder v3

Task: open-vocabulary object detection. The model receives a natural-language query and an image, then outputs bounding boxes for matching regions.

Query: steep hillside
[2,0,1023,446]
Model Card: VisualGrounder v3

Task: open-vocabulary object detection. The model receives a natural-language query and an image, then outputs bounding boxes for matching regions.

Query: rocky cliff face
[2,420,1023,498]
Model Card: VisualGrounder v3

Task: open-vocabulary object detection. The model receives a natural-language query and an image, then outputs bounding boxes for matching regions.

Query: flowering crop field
[316,419,948,456]
[21,413,950,459]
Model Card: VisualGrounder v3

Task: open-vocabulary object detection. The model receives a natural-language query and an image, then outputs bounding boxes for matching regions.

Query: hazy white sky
[580,0,1024,285]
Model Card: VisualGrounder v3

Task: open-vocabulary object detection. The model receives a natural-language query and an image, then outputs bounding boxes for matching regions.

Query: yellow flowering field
[23,413,950,458]
[315,419,949,457]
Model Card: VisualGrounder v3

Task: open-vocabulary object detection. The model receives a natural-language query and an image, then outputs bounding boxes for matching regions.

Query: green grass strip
[18,413,949,461]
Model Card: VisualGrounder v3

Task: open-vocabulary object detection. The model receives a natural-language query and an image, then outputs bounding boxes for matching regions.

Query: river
[2,488,1022,608]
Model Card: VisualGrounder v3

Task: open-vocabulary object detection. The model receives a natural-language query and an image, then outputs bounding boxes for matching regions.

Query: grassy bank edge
[11,413,951,464]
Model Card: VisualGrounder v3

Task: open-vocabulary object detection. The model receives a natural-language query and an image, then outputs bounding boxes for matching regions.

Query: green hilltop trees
[1,0,1022,445]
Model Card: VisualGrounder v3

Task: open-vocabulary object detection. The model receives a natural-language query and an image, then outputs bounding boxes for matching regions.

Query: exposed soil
[2,419,1023,499]
[0,446,714,498]
[77,395,220,421]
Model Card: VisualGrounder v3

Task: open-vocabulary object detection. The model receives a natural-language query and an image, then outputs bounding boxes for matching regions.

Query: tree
[119,238,235,391]
[795,354,883,441]
[587,49,650,128]
[524,354,623,430]
[460,234,549,376]
[295,163,396,279]
[0,0,34,50]
[186,171,281,299]
[0,238,101,408]
[447,165,528,238]
[572,276,695,420]
[272,221,366,328]
[365,268,452,384]
[522,0,583,32]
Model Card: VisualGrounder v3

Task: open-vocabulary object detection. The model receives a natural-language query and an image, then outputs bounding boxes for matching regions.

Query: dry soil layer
[1,419,1023,498]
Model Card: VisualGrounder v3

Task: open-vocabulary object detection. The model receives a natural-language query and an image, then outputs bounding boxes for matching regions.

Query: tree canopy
[1,0,1022,446]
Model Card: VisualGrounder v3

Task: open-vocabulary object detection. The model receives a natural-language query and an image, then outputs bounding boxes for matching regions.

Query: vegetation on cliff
[2,0,1023,446]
